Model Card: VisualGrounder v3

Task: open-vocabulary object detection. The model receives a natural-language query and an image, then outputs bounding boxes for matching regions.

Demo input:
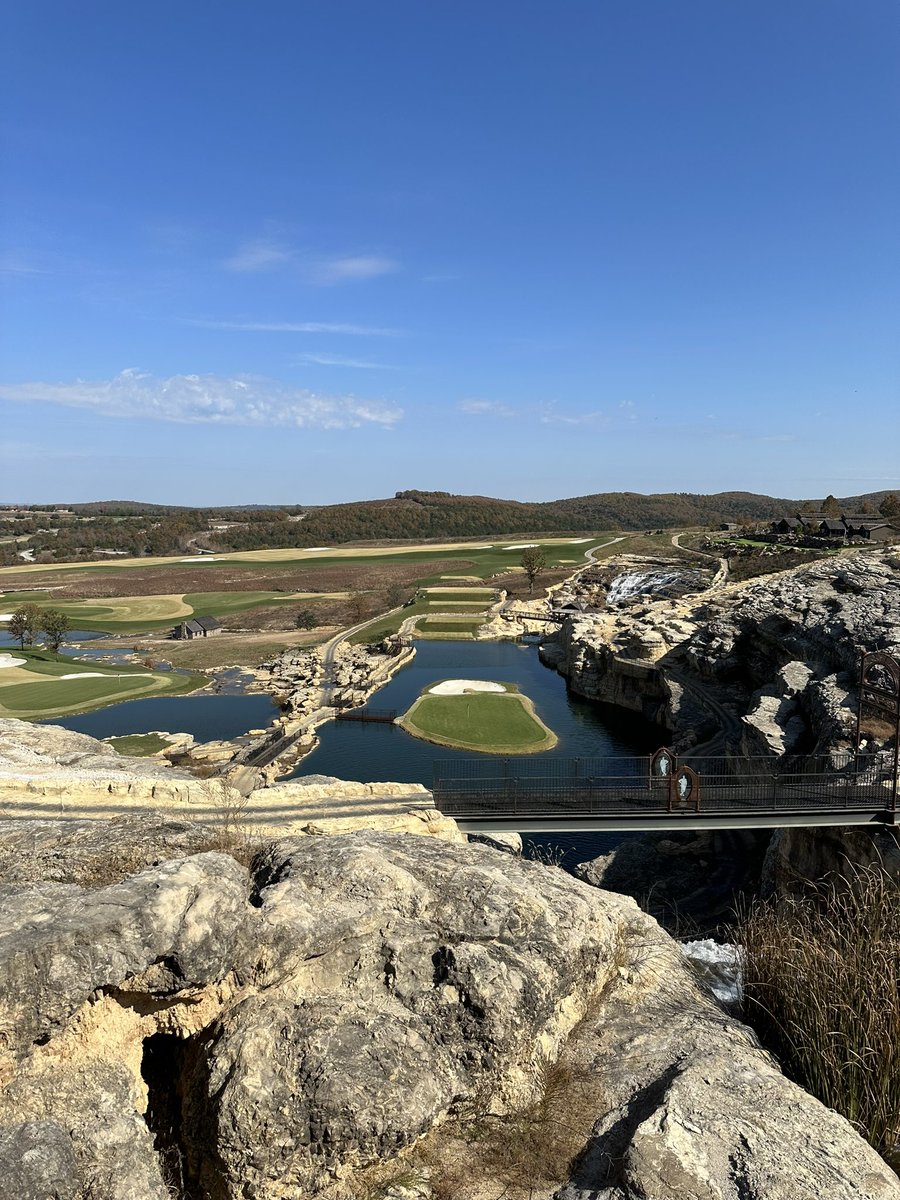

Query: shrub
[738,864,900,1159]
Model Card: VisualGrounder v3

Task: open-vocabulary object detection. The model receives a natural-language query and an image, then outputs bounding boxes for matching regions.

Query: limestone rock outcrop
[553,550,900,757]
[556,904,899,1200]
[0,721,456,840]
[0,824,895,1200]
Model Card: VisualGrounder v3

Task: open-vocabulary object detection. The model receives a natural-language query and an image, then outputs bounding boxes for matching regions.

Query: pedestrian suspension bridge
[432,651,900,832]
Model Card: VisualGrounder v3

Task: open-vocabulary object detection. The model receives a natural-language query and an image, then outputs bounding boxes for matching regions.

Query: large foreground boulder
[0,823,895,1200]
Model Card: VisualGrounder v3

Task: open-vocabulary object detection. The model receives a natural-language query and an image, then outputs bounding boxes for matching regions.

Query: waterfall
[605,570,687,605]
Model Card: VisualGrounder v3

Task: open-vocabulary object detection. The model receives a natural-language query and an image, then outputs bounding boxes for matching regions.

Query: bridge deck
[432,754,898,831]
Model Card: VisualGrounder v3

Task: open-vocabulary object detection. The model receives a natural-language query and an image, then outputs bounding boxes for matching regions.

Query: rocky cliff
[0,820,896,1200]
[552,549,900,758]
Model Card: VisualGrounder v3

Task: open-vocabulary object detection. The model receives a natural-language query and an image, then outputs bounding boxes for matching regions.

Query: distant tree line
[3,490,899,565]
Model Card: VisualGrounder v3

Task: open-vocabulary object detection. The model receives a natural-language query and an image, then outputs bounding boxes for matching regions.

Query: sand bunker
[0,613,14,621]
[302,547,331,552]
[0,654,26,669]
[56,672,153,680]
[428,679,507,696]
[179,556,217,563]
[503,543,538,551]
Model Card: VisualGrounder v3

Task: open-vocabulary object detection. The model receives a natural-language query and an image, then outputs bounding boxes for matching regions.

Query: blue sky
[2,1,898,505]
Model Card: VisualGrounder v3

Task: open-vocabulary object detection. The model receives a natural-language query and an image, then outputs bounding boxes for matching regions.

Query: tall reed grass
[738,864,900,1160]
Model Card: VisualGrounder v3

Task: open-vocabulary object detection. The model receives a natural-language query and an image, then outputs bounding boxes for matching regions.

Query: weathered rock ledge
[0,719,459,841]
[0,820,895,1200]
[551,549,900,759]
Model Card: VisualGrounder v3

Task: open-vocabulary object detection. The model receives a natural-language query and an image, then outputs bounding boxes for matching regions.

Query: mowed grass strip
[417,617,485,636]
[105,733,172,756]
[422,601,490,613]
[399,691,557,754]
[24,590,331,633]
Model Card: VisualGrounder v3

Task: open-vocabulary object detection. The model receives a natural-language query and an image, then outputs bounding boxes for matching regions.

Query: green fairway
[0,535,618,586]
[398,686,557,753]
[417,617,486,637]
[0,650,203,720]
[2,590,329,634]
[0,589,55,605]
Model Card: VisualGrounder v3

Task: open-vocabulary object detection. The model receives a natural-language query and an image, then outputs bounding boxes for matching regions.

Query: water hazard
[47,693,279,743]
[289,639,665,866]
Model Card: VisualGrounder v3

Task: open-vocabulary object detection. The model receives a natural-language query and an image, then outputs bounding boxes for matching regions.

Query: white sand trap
[428,679,507,696]
[503,543,538,551]
[302,547,331,552]
[0,654,26,669]
[0,613,14,622]
[57,672,153,680]
[180,556,217,562]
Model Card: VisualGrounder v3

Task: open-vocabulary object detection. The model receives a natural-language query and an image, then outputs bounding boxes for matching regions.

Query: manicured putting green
[398,685,557,754]
[0,651,203,720]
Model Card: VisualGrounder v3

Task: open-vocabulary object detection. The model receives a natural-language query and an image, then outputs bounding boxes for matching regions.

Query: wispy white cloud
[220,237,399,285]
[315,255,399,284]
[185,318,402,337]
[0,252,51,277]
[295,353,399,370]
[223,238,293,273]
[538,403,610,427]
[0,369,403,430]
[465,396,643,429]
[459,399,515,417]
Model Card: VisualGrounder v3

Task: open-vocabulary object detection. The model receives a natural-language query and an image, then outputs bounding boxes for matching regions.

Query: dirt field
[120,629,332,669]
[1,558,466,599]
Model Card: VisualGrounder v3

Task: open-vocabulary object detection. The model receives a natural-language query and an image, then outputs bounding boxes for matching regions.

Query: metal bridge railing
[431,753,897,820]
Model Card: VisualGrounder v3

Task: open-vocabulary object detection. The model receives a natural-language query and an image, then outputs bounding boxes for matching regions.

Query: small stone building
[173,616,222,640]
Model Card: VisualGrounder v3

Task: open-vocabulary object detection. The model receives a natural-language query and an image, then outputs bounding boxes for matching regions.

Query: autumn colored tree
[7,604,41,649]
[40,608,71,653]
[520,546,547,594]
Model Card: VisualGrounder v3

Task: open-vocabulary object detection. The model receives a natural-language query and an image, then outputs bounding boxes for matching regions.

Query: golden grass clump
[739,863,900,1160]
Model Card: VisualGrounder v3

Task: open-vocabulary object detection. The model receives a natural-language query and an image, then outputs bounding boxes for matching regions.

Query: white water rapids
[605,570,687,605]
[680,939,742,1008]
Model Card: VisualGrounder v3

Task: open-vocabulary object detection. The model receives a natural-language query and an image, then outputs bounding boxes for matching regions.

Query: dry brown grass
[414,1050,601,1200]
[738,863,900,1160]
[139,629,329,669]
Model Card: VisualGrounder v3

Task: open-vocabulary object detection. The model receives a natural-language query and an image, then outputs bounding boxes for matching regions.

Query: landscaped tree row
[7,604,71,652]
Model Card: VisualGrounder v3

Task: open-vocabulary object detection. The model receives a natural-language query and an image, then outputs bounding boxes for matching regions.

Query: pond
[287,639,665,867]
[0,628,108,649]
[47,693,280,744]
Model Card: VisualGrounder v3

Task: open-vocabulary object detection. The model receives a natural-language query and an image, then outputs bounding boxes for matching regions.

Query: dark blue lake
[48,693,279,743]
[289,640,664,867]
[0,629,107,648]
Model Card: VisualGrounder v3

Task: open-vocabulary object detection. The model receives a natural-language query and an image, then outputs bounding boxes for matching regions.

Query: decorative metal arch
[650,747,675,780]
[668,766,701,813]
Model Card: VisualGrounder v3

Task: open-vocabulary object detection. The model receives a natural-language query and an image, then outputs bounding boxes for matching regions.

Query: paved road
[317,604,406,706]
[671,531,729,587]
